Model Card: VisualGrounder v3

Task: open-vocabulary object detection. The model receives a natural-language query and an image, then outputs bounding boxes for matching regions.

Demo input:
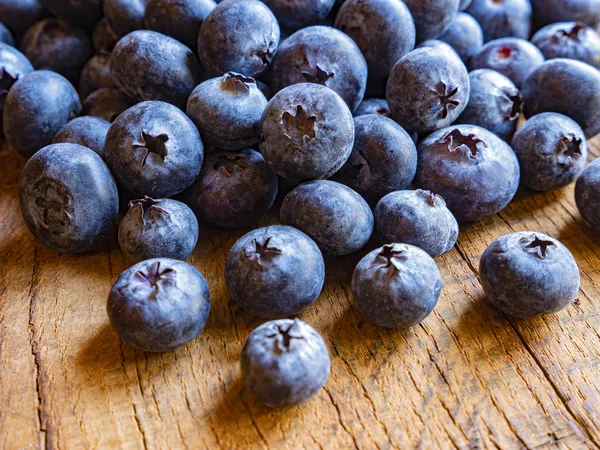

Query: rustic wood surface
[2,137,600,450]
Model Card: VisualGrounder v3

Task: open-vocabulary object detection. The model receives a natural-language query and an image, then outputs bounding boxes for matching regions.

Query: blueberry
[270,25,367,112]
[456,69,522,142]
[107,258,211,352]
[575,158,600,234]
[280,180,373,256]
[241,319,330,407]
[259,83,354,182]
[403,0,460,42]
[466,0,532,42]
[83,88,135,123]
[105,100,204,198]
[182,149,278,228]
[197,0,280,78]
[103,0,146,37]
[334,0,416,81]
[0,0,48,37]
[469,37,545,88]
[531,0,600,29]
[79,51,113,99]
[386,46,470,134]
[144,0,216,50]
[226,225,324,318]
[186,72,268,151]
[352,243,442,328]
[522,58,600,138]
[512,113,587,192]
[53,116,110,158]
[531,22,600,70]
[118,197,199,263]
[354,98,390,117]
[40,0,103,29]
[438,12,483,64]
[92,18,119,52]
[20,18,93,84]
[375,190,459,257]
[19,143,119,253]
[479,232,580,318]
[111,30,202,110]
[3,70,81,159]
[332,114,417,202]
[0,21,14,46]
[0,43,34,136]
[414,125,520,222]
[263,0,334,32]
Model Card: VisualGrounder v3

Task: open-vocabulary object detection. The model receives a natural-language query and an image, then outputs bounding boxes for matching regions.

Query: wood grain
[1,138,600,449]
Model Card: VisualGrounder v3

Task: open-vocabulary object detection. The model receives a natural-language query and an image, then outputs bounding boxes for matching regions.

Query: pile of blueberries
[2,0,600,408]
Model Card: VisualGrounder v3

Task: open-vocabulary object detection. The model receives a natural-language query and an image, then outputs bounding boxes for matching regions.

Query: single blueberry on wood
[352,243,442,328]
[107,258,211,352]
[479,232,580,318]
[241,319,330,408]
[19,143,119,253]
[225,225,325,318]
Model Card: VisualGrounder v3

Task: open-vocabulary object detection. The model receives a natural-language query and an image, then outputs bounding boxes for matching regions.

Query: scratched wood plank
[1,139,600,449]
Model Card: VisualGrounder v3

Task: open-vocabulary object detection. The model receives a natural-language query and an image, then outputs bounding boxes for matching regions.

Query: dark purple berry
[103,0,146,37]
[0,43,34,136]
[197,0,280,78]
[280,180,373,256]
[386,46,470,134]
[92,18,119,52]
[82,87,135,123]
[20,18,93,84]
[19,143,119,253]
[186,72,267,151]
[79,51,113,99]
[41,0,102,29]
[264,0,334,32]
[183,149,278,228]
[531,22,600,70]
[0,21,14,46]
[105,100,204,198]
[414,125,520,222]
[576,158,600,234]
[270,25,368,112]
[457,68,522,141]
[241,319,330,407]
[144,0,216,50]
[352,243,442,328]
[512,112,587,191]
[469,37,545,88]
[225,226,325,318]
[118,197,199,263]
[403,0,460,42]
[531,0,600,30]
[466,0,532,42]
[107,258,211,352]
[111,30,203,110]
[354,98,390,117]
[53,116,110,158]
[332,114,417,202]
[0,0,48,37]
[480,232,580,318]
[522,58,600,138]
[438,12,483,64]
[334,0,416,81]
[3,70,81,159]
[374,190,459,257]
[259,83,354,182]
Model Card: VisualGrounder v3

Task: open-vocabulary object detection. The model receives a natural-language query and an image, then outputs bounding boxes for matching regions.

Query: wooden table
[2,137,600,450]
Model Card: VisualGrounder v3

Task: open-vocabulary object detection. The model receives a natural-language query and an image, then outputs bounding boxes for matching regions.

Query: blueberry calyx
[557,135,583,167]
[34,182,73,228]
[554,23,586,44]
[134,260,175,290]
[440,129,486,160]
[212,153,245,176]
[221,72,256,93]
[521,235,556,259]
[265,319,305,354]
[0,68,17,97]
[255,40,276,70]
[132,131,169,167]
[281,105,317,144]
[377,244,408,271]
[496,46,514,59]
[416,189,443,207]
[247,236,283,265]
[300,59,334,86]
[505,89,523,121]
[129,196,169,223]
[430,82,460,119]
